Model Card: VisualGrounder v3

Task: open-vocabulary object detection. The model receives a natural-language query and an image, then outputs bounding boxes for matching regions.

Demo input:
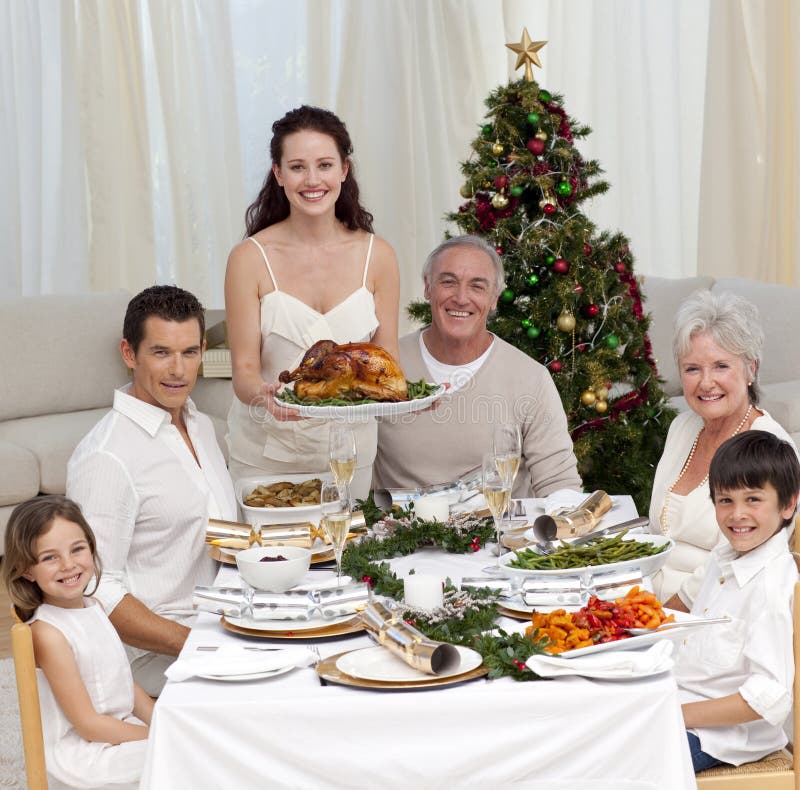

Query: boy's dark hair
[709,430,800,527]
[123,285,205,353]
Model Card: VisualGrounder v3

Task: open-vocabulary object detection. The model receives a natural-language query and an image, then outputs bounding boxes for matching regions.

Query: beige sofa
[642,276,800,446]
[0,293,233,552]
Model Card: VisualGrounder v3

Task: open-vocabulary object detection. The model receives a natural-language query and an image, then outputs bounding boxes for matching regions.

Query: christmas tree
[408,32,674,513]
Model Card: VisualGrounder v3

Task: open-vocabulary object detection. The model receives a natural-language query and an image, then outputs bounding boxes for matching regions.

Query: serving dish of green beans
[500,532,674,579]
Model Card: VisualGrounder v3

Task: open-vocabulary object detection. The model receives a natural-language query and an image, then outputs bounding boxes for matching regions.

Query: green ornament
[521,318,532,329]
[556,180,573,197]
[510,185,524,197]
[482,124,493,136]
[526,273,539,286]
[606,334,620,349]
[500,288,515,303]
[527,112,540,126]
[545,255,555,265]
[539,90,552,103]
[526,326,541,339]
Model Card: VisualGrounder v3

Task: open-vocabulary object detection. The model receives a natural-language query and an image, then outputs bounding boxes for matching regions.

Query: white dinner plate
[500,534,674,580]
[335,645,483,682]
[225,610,355,632]
[275,384,446,420]
[498,598,581,617]
[196,664,296,682]
[551,610,698,658]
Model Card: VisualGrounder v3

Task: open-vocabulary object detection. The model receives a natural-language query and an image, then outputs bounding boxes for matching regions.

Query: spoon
[625,615,731,636]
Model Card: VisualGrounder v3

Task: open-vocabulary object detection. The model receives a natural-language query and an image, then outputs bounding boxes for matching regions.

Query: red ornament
[495,246,504,255]
[469,536,482,552]
[527,138,545,155]
[573,284,584,294]
[542,203,556,215]
[614,261,627,273]
[493,175,508,190]
[549,360,563,373]
[583,303,600,318]
[361,575,375,587]
[583,243,592,256]
[552,258,569,275]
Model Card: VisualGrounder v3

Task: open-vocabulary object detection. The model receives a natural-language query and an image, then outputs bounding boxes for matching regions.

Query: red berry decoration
[583,303,600,318]
[493,175,508,190]
[552,258,569,275]
[614,261,627,273]
[495,246,504,255]
[549,360,563,373]
[542,203,556,215]
[527,138,545,155]
[583,243,592,256]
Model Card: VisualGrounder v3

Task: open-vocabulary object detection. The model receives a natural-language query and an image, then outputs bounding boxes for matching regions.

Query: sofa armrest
[0,440,39,506]
[191,377,234,423]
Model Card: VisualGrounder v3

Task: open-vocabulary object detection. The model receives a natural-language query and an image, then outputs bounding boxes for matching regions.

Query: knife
[568,516,650,547]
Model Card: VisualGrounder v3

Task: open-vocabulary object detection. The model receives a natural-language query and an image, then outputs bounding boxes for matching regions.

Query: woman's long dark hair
[245,106,374,236]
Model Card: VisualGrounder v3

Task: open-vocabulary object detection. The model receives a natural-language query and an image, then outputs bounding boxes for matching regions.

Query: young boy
[668,430,800,772]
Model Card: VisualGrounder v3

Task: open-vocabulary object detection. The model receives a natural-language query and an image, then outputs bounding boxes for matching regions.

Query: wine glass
[493,422,522,490]
[329,424,356,495]
[320,481,352,586]
[481,453,511,574]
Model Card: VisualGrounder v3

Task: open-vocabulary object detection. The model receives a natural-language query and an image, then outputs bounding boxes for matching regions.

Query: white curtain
[698,0,800,284]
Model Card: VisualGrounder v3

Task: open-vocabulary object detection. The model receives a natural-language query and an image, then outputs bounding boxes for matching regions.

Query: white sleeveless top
[226,234,380,480]
[31,599,146,789]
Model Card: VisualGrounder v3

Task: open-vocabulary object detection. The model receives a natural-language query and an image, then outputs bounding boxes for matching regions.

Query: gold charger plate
[496,603,533,621]
[316,650,488,690]
[221,614,363,640]
[208,544,336,566]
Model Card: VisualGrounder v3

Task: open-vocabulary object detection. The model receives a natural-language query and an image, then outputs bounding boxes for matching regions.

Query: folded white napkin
[541,489,589,515]
[291,572,353,592]
[525,640,674,680]
[165,645,315,682]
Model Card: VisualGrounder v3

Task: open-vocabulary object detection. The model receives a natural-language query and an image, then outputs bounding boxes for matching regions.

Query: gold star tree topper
[506,28,547,82]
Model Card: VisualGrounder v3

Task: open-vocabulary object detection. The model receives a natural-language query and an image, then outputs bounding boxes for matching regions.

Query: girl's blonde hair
[2,495,102,621]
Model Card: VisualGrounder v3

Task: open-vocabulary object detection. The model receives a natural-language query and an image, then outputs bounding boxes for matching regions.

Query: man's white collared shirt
[67,385,237,661]
[674,531,796,765]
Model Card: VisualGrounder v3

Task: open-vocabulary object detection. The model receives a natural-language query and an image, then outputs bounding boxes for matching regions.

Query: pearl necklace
[659,404,754,535]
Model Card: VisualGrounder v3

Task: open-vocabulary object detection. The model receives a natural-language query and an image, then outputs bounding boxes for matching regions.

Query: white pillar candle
[413,494,450,522]
[404,575,444,610]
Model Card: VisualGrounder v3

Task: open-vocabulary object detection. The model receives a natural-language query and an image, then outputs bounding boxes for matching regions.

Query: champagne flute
[329,424,357,495]
[320,481,352,586]
[493,422,522,491]
[481,453,511,573]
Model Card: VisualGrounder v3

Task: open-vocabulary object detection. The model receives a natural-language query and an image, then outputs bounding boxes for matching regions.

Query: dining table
[140,496,696,789]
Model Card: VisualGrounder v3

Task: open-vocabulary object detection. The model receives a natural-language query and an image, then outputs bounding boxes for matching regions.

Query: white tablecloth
[141,498,696,790]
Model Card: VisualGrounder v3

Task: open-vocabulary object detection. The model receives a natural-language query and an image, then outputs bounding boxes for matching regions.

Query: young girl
[3,495,153,789]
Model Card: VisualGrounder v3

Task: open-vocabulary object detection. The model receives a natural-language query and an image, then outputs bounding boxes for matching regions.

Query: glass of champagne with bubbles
[329,424,356,497]
[320,481,352,586]
[493,422,522,496]
[482,453,511,573]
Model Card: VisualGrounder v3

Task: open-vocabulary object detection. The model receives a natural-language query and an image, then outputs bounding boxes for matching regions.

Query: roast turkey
[279,340,408,402]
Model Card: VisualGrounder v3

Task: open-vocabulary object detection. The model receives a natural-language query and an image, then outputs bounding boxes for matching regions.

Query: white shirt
[66,385,237,662]
[419,330,494,391]
[674,531,796,765]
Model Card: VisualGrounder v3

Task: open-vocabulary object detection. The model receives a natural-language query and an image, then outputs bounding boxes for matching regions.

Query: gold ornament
[595,400,609,414]
[483,181,492,188]
[491,192,509,209]
[492,141,505,156]
[538,190,557,210]
[581,390,597,406]
[460,183,474,199]
[556,310,576,332]
[506,28,548,82]
[535,129,548,141]
[595,385,609,401]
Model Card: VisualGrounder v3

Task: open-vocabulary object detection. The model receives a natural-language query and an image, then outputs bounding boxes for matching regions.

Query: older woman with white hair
[649,290,797,606]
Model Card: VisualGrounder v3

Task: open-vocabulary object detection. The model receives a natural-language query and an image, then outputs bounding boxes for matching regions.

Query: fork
[195,645,282,652]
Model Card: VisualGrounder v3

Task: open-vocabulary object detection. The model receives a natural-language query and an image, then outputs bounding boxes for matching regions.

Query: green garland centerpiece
[346,495,549,680]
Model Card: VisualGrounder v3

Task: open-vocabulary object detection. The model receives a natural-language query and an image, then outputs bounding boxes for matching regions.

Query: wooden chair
[695,516,800,788]
[11,611,48,790]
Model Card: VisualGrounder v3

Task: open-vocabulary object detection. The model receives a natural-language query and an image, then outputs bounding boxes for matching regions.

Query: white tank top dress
[31,599,146,790]
[226,234,379,497]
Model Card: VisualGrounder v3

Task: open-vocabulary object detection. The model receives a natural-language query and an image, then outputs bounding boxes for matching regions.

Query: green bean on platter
[275,378,439,407]
[508,531,668,570]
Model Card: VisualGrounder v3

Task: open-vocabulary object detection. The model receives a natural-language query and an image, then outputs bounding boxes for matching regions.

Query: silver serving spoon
[625,615,731,636]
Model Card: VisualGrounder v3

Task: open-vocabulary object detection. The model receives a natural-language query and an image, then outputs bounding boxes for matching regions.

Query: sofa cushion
[0,440,39,505]
[758,381,800,435]
[0,408,110,494]
[0,292,131,421]
[711,278,800,387]
[641,276,716,396]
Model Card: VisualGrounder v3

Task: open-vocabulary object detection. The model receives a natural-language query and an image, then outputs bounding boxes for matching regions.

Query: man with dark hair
[67,285,236,696]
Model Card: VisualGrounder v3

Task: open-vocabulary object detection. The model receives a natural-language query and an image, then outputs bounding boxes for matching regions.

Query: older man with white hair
[373,235,581,498]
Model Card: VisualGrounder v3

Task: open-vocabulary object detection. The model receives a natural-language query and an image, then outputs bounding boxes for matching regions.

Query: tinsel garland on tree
[408,76,674,512]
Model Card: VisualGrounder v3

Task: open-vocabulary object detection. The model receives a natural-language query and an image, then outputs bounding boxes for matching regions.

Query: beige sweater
[373,330,582,498]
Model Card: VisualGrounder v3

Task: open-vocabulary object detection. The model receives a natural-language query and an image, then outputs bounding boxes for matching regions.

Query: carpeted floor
[0,658,25,788]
